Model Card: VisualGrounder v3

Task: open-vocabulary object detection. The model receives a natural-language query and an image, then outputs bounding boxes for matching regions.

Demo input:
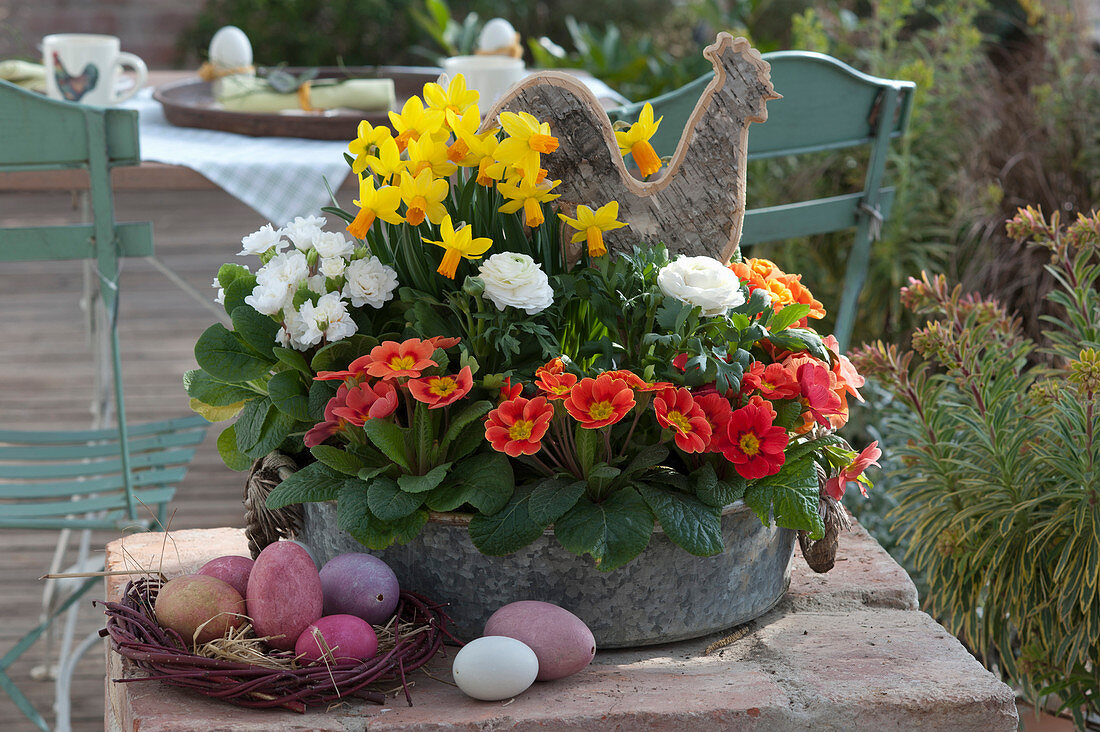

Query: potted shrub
[850,207,1100,724]
[186,67,877,646]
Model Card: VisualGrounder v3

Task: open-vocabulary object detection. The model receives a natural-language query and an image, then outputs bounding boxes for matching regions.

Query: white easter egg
[209,26,253,69]
[451,635,539,701]
[478,18,518,53]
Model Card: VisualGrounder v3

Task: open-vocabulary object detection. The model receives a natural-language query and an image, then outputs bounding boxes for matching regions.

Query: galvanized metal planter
[301,501,796,649]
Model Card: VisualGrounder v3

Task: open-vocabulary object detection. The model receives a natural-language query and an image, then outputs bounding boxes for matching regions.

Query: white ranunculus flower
[283,215,326,252]
[319,257,347,278]
[238,224,286,256]
[656,256,746,317]
[297,293,357,347]
[342,256,399,309]
[314,231,354,259]
[478,252,554,315]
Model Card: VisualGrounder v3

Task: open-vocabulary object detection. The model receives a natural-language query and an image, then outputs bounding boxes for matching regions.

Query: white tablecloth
[122,89,350,225]
[122,75,627,226]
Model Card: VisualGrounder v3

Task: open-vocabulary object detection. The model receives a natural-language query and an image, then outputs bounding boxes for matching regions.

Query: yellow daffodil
[389,96,445,152]
[348,120,393,175]
[346,176,404,238]
[405,134,458,178]
[615,102,663,178]
[445,106,487,166]
[449,112,506,181]
[397,169,449,226]
[422,215,493,279]
[364,136,405,183]
[424,74,479,119]
[494,111,559,184]
[498,177,562,228]
[558,201,628,257]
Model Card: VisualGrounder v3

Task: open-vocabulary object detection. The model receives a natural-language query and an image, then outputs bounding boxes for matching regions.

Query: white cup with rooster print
[43,34,147,106]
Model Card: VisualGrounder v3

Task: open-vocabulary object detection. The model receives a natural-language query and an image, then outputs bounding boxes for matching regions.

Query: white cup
[43,34,147,106]
[441,55,526,108]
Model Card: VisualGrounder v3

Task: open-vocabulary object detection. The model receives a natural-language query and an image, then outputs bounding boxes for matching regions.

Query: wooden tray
[152,66,441,140]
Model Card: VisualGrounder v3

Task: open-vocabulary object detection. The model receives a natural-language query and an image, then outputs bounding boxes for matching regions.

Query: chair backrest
[608,51,915,350]
[0,80,160,525]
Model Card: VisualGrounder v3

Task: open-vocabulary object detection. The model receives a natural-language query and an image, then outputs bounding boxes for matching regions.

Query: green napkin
[216,75,396,113]
[0,59,47,92]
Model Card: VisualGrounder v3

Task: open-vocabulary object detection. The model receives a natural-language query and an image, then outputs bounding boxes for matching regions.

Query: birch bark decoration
[480,33,779,262]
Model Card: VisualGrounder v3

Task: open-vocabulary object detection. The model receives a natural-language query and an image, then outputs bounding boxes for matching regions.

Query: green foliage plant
[850,206,1100,724]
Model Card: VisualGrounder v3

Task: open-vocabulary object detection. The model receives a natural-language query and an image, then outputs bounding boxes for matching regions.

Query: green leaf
[232,305,279,358]
[441,400,492,452]
[447,419,488,462]
[216,425,252,471]
[575,425,599,473]
[620,444,669,478]
[189,398,245,422]
[308,380,337,422]
[184,369,257,406]
[194,323,274,383]
[361,420,412,472]
[273,347,313,376]
[222,275,257,315]
[468,488,548,556]
[412,403,435,465]
[553,488,654,571]
[397,462,452,493]
[529,478,586,524]
[337,479,395,550]
[268,369,311,421]
[266,461,342,509]
[386,509,430,545]
[767,303,811,333]
[743,457,824,539]
[698,474,747,508]
[234,397,299,459]
[638,483,724,556]
[310,444,366,476]
[772,400,804,431]
[430,452,514,514]
[310,334,378,372]
[368,476,425,520]
[217,263,252,290]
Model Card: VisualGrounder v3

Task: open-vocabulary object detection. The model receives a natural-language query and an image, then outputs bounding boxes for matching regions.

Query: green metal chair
[609,51,915,351]
[0,79,209,731]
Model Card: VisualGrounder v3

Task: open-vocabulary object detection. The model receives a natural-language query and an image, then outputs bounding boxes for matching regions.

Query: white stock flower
[657,256,746,317]
[283,215,327,252]
[247,251,309,315]
[279,306,309,350]
[319,257,347,278]
[478,252,554,315]
[297,293,357,347]
[343,256,399,309]
[211,276,225,305]
[245,282,290,315]
[238,224,286,256]
[314,231,354,259]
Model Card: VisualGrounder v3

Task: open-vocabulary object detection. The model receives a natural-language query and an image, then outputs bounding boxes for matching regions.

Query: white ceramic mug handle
[112,51,147,103]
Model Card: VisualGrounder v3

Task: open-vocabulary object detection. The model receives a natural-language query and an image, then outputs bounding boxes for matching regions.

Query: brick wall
[1,0,207,68]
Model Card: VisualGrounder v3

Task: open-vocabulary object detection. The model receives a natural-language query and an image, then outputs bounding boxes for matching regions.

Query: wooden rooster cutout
[480,33,779,262]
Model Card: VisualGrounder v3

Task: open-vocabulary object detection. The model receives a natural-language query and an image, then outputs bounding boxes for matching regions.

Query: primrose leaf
[553,488,654,572]
[266,461,342,509]
[638,483,723,556]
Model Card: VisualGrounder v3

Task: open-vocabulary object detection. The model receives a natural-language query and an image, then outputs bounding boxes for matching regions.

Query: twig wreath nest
[98,577,454,712]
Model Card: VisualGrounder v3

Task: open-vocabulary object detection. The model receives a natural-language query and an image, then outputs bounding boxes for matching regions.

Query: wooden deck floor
[1,188,271,731]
